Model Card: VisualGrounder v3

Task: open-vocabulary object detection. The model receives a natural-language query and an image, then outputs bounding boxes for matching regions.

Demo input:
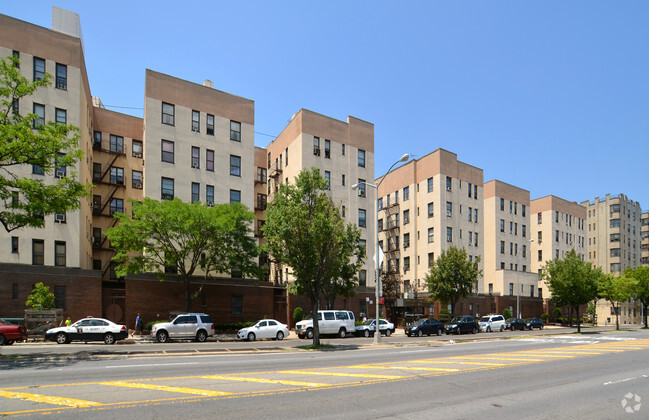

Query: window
[232,296,243,316]
[468,207,472,222]
[358,149,366,168]
[206,114,214,135]
[33,57,45,81]
[509,283,514,296]
[555,230,559,242]
[500,241,505,254]
[108,167,123,185]
[522,244,527,258]
[610,219,620,228]
[160,140,174,163]
[324,171,331,189]
[342,174,345,186]
[468,231,473,245]
[162,102,175,125]
[256,193,267,211]
[55,108,66,124]
[132,170,143,189]
[192,110,200,132]
[33,103,45,128]
[474,208,478,223]
[447,227,453,242]
[54,285,66,310]
[522,205,526,217]
[202,149,213,171]
[110,198,124,215]
[161,177,174,200]
[110,135,124,153]
[500,219,505,232]
[230,189,241,203]
[206,185,214,206]
[55,241,66,267]
[404,256,410,272]
[538,250,543,261]
[191,183,200,203]
[610,233,620,242]
[191,146,200,168]
[358,179,366,197]
[32,239,44,265]
[427,177,434,192]
[611,263,621,272]
[446,176,452,191]
[93,131,102,149]
[229,120,242,141]
[324,139,331,158]
[522,225,527,237]
[474,232,479,247]
[313,137,320,156]
[93,163,102,182]
[468,183,472,198]
[610,248,620,257]
[230,155,241,176]
[446,201,452,217]
[132,140,143,158]
[12,50,19,68]
[428,202,434,218]
[55,153,66,178]
[358,270,367,287]
[403,209,410,225]
[404,233,410,249]
[358,209,367,228]
[285,148,289,166]
[55,63,67,89]
[500,198,505,211]
[11,236,19,253]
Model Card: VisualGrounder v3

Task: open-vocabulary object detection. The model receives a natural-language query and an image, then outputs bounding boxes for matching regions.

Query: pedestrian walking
[135,313,143,335]
[65,317,72,326]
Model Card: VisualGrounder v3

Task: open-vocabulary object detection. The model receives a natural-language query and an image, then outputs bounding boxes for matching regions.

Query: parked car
[0,319,28,345]
[405,318,444,337]
[355,319,395,337]
[237,319,289,341]
[525,317,544,330]
[45,317,127,344]
[505,318,526,331]
[151,313,214,343]
[478,314,506,332]
[444,315,479,335]
[296,310,356,339]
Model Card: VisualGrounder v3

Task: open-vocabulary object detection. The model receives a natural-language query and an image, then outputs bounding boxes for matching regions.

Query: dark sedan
[525,317,544,330]
[405,318,444,337]
[506,318,526,331]
[444,315,479,335]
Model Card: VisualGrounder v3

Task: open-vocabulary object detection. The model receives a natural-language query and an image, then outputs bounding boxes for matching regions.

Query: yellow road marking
[100,381,231,396]
[518,353,577,358]
[201,375,328,387]
[466,356,548,362]
[346,365,460,372]
[409,360,506,366]
[278,370,405,379]
[0,390,103,407]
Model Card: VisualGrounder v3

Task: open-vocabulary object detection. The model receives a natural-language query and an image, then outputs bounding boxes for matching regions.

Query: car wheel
[247,332,256,342]
[276,331,284,341]
[437,328,443,336]
[0,334,5,345]
[196,330,207,342]
[385,329,391,337]
[306,329,313,339]
[539,325,543,330]
[500,325,504,332]
[156,330,169,343]
[363,330,370,338]
[472,327,478,334]
[487,326,491,332]
[510,326,515,331]
[55,332,68,345]
[417,330,423,337]
[104,333,115,345]
[456,328,461,335]
[339,328,347,338]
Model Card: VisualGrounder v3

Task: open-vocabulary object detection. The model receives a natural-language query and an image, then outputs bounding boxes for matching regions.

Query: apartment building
[642,212,649,266]
[530,195,587,299]
[483,180,538,309]
[376,149,484,314]
[581,194,644,325]
[265,109,376,291]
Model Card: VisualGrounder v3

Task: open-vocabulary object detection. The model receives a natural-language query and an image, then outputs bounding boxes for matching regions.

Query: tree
[0,55,90,232]
[598,272,637,330]
[262,168,364,345]
[106,198,259,311]
[424,246,482,315]
[25,282,55,310]
[541,250,599,333]
[625,266,649,328]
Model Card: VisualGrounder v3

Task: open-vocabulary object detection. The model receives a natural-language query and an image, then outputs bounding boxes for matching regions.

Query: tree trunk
[575,305,581,333]
[615,303,620,330]
[644,302,648,328]
[310,296,320,346]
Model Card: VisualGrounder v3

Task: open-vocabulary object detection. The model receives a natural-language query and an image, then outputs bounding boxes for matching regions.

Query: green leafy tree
[262,168,364,345]
[541,250,599,332]
[0,55,90,232]
[25,282,55,310]
[598,272,637,330]
[424,246,482,315]
[625,266,649,328]
[503,308,512,319]
[106,198,259,311]
[292,307,304,324]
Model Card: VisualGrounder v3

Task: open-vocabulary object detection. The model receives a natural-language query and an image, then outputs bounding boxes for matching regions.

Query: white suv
[151,313,215,342]
[478,314,506,332]
[296,310,356,339]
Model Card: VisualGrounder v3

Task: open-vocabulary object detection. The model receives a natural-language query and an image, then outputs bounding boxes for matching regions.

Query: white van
[296,310,356,339]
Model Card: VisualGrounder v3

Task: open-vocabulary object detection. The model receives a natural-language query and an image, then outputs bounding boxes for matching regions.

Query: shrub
[552,308,562,320]
[213,322,255,331]
[146,320,168,330]
[503,308,512,319]
[293,307,304,323]
[541,313,550,323]
[25,282,55,310]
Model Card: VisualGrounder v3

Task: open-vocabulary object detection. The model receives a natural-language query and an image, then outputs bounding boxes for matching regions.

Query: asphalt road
[1,329,648,419]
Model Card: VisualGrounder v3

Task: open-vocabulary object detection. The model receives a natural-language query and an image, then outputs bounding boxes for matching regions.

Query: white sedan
[237,319,289,341]
[45,317,128,345]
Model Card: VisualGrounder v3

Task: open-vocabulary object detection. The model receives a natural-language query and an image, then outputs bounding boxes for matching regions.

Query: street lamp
[352,153,409,344]
[518,238,534,318]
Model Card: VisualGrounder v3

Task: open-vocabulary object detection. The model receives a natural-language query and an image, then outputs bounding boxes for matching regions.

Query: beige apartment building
[376,149,484,313]
[642,212,649,266]
[265,109,376,292]
[530,195,587,301]
[581,194,644,326]
[483,181,538,315]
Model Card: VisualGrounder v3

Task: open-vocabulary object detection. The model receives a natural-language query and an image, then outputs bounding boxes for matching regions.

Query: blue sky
[3,1,648,209]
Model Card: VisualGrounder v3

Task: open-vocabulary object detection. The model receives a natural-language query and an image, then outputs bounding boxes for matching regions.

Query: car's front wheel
[196,330,207,342]
[385,329,391,337]
[247,332,256,342]
[486,326,491,332]
[437,328,443,336]
[306,329,313,339]
[156,330,169,343]
[417,330,423,337]
[472,327,478,334]
[500,325,505,332]
[539,325,543,330]
[363,330,370,338]
[276,331,284,340]
[55,332,68,344]
[104,333,115,345]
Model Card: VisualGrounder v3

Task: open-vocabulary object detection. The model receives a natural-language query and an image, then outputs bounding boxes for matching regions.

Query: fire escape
[268,158,284,285]
[381,197,402,297]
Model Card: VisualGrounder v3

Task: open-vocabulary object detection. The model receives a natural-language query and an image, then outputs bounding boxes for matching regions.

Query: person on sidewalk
[65,317,72,327]
[135,313,143,336]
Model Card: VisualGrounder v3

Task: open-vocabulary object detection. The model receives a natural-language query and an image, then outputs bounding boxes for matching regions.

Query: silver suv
[151,313,214,343]
[478,314,506,332]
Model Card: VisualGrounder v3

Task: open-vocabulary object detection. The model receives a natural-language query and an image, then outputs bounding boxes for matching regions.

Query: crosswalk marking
[465,356,548,362]
[278,370,405,379]
[407,360,506,366]
[200,375,328,387]
[100,381,231,396]
[0,390,103,407]
[347,365,460,372]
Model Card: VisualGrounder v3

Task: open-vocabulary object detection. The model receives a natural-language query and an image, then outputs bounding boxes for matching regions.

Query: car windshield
[362,320,374,326]
[416,319,428,325]
[480,317,491,322]
[450,316,462,323]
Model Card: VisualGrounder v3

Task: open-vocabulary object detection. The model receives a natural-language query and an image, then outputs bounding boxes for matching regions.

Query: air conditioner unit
[134,182,142,189]
[55,170,65,178]
[54,213,65,222]
[90,236,96,244]
[207,202,214,207]
[133,152,143,158]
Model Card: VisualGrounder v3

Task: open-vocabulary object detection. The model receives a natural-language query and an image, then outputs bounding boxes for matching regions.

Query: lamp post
[352,153,409,344]
[518,238,534,318]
